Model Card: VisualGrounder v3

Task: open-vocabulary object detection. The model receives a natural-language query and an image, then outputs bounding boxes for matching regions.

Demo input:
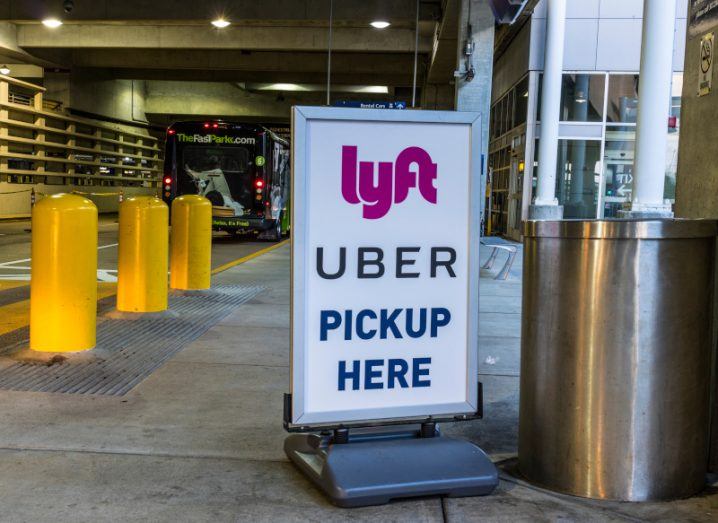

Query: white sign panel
[289,107,481,428]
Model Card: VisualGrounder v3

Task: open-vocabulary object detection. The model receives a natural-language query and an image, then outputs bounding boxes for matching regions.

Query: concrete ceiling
[0,0,447,93]
[0,0,534,114]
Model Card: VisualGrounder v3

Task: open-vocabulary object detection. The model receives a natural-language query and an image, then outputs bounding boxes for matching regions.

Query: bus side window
[280,148,290,201]
[272,142,282,188]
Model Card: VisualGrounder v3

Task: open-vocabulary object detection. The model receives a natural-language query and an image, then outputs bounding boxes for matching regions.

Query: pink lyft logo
[341,145,438,219]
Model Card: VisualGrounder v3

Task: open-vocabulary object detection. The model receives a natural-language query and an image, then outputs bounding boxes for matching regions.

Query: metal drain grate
[0,285,263,395]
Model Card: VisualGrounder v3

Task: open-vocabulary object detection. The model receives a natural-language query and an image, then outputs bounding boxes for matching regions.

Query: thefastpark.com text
[177,133,256,145]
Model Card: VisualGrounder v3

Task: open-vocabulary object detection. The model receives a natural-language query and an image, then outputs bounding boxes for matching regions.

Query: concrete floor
[0,240,715,521]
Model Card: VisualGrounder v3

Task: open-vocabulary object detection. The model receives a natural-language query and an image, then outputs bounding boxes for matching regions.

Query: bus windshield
[181,146,254,216]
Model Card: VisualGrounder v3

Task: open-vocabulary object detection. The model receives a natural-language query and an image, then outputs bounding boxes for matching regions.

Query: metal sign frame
[287,106,482,431]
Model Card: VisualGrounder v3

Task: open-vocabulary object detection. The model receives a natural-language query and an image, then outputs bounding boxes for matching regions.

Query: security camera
[63,0,74,13]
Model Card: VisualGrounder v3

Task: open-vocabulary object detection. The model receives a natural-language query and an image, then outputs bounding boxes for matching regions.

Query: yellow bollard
[117,196,169,312]
[30,193,98,352]
[170,195,212,290]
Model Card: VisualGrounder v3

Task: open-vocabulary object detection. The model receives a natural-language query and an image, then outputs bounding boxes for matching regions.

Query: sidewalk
[0,243,714,521]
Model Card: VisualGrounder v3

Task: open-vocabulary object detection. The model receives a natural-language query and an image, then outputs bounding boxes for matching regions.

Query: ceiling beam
[33,49,420,73]
[91,69,420,86]
[426,0,459,84]
[0,21,58,66]
[17,23,432,53]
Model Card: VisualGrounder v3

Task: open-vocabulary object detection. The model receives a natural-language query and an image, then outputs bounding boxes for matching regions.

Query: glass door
[556,139,602,219]
[506,147,525,241]
[602,127,635,218]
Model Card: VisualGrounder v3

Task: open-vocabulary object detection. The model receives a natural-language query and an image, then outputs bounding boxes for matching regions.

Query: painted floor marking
[97,269,118,282]
[0,283,117,337]
[211,239,289,274]
[0,243,119,281]
[0,281,28,291]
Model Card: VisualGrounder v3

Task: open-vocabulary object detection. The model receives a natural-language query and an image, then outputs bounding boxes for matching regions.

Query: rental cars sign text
[289,107,482,428]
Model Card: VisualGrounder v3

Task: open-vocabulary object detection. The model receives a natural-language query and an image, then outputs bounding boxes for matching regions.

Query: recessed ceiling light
[370,21,391,29]
[42,18,63,28]
[0,66,10,75]
[354,85,389,94]
[249,83,389,94]
[212,19,231,28]
[267,83,307,92]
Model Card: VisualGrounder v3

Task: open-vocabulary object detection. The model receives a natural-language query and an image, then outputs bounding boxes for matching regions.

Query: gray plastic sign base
[284,427,498,508]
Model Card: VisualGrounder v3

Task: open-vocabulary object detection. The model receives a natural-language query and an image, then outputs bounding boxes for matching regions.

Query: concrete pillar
[623,0,677,218]
[530,0,566,220]
[520,72,540,222]
[455,0,495,228]
[672,0,718,476]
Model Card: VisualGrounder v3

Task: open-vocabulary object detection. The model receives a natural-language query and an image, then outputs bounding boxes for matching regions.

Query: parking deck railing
[0,76,161,190]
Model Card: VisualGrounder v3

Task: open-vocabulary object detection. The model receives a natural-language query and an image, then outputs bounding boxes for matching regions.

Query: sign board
[699,32,715,96]
[332,100,407,110]
[604,161,634,201]
[690,0,718,37]
[288,106,482,429]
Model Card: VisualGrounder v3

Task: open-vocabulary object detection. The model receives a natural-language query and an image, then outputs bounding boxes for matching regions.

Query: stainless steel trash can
[519,219,717,501]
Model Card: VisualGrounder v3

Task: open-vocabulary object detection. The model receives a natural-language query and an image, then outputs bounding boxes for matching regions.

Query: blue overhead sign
[332,100,407,110]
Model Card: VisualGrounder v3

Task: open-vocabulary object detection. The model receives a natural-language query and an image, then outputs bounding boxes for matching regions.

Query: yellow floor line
[0,283,117,336]
[0,281,28,291]
[211,239,289,275]
[0,300,33,336]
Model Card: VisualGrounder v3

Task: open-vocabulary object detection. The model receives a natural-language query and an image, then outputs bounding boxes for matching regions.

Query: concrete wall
[71,76,147,123]
[676,26,718,218]
[455,0,495,223]
[530,0,687,72]
[0,183,155,218]
[45,71,148,124]
[46,74,299,124]
[492,20,531,104]
[144,81,301,121]
[674,0,718,475]
[422,84,455,111]
[43,72,70,107]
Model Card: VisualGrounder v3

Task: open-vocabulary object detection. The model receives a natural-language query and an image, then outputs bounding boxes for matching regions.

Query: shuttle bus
[162,121,290,240]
